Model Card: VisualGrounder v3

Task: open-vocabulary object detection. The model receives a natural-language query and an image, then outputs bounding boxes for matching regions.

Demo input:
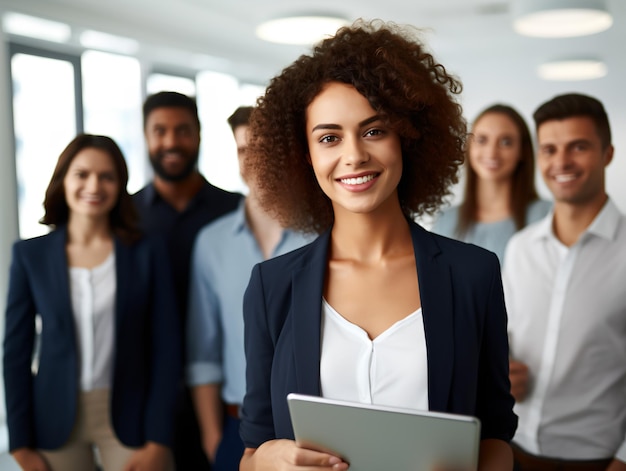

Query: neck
[474,179,512,222]
[245,192,284,260]
[153,172,204,212]
[330,200,412,263]
[66,214,112,244]
[552,193,608,247]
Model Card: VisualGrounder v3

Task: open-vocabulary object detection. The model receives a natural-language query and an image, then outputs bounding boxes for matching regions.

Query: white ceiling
[1,0,625,208]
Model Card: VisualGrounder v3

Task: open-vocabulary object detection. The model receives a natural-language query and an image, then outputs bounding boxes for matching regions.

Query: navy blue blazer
[3,227,181,451]
[240,221,517,448]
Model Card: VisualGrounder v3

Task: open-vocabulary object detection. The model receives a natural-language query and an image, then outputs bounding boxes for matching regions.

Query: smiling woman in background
[4,134,180,471]
[432,104,551,263]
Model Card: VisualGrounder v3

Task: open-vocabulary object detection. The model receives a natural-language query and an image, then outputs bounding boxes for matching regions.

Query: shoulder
[197,209,239,240]
[13,230,60,254]
[526,199,552,223]
[414,222,501,281]
[131,184,152,206]
[201,181,243,204]
[258,235,321,274]
[431,229,499,270]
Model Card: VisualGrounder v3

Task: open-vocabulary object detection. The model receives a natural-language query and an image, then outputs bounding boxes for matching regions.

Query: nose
[343,136,369,166]
[552,148,573,170]
[483,142,498,159]
[161,130,178,149]
[85,174,100,192]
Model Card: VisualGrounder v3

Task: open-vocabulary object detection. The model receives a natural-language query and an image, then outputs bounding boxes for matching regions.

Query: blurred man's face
[537,116,613,208]
[145,107,200,182]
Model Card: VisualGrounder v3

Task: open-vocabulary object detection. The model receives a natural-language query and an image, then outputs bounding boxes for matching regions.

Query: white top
[319,299,428,411]
[69,252,115,391]
[503,198,626,461]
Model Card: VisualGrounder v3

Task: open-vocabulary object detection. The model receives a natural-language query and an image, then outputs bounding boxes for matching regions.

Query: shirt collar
[585,198,621,241]
[532,197,621,243]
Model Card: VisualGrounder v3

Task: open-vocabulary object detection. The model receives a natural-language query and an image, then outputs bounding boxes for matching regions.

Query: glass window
[196,73,265,195]
[11,52,77,239]
[147,73,196,96]
[82,51,144,193]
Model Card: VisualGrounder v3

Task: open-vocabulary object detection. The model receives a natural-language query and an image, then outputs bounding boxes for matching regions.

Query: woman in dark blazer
[239,21,517,471]
[3,134,180,471]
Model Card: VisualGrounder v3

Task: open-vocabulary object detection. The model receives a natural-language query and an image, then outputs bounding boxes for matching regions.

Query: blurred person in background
[504,93,626,471]
[4,134,180,471]
[186,106,313,470]
[432,104,551,263]
[133,91,241,471]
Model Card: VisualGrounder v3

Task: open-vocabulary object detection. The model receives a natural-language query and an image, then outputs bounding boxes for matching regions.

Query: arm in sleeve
[239,264,277,448]
[475,253,518,442]
[143,237,182,446]
[185,233,223,387]
[3,243,36,450]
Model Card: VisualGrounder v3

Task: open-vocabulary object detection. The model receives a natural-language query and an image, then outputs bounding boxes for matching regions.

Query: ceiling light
[2,12,71,43]
[538,59,607,81]
[512,0,613,38]
[256,15,350,45]
[79,30,139,55]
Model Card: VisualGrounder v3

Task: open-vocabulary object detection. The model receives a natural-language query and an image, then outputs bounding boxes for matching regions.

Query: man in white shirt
[504,93,626,471]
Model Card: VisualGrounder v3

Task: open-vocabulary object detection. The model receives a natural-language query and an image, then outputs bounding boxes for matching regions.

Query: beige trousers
[38,389,170,471]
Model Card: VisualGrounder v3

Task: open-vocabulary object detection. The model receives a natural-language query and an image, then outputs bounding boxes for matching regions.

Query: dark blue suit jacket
[3,227,181,451]
[240,221,517,448]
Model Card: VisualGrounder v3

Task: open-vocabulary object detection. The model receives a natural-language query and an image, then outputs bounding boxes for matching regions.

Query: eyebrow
[311,115,381,133]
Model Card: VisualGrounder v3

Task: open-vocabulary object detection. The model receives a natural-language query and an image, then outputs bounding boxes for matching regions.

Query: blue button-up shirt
[185,201,314,404]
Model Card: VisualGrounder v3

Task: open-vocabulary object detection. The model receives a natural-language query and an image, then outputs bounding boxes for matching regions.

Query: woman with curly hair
[239,20,517,471]
[432,104,551,263]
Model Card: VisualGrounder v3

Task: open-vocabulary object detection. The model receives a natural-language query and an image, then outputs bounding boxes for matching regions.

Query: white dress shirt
[503,198,626,461]
[320,299,429,411]
[69,252,115,391]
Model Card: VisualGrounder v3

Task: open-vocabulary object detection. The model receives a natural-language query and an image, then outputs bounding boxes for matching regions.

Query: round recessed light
[512,0,613,38]
[538,59,607,81]
[256,15,350,45]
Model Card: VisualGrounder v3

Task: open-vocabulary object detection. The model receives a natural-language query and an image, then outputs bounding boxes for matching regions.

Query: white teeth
[340,174,375,185]
[554,174,576,182]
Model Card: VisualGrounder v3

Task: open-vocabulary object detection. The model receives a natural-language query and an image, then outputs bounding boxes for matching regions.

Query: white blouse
[69,252,115,391]
[320,299,429,411]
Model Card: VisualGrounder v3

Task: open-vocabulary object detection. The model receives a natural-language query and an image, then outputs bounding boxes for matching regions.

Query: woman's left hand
[123,442,173,471]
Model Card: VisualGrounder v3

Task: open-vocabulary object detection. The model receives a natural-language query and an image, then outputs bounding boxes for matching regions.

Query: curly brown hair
[246,19,467,234]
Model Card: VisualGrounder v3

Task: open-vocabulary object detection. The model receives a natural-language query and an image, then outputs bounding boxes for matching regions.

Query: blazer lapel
[47,227,74,332]
[291,231,331,397]
[410,223,454,412]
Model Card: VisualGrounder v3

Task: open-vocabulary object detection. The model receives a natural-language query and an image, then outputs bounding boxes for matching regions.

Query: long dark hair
[457,104,539,236]
[41,133,141,244]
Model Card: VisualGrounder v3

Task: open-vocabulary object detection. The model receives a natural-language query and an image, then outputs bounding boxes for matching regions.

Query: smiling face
[63,147,120,221]
[468,112,521,183]
[145,106,200,182]
[305,82,403,217]
[537,115,613,208]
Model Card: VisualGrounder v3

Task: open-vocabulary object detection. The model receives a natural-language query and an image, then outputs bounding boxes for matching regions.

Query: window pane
[196,72,260,195]
[82,51,144,193]
[147,73,196,96]
[11,53,77,239]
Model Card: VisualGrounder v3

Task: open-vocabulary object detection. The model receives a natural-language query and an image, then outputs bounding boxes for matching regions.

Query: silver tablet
[287,393,481,471]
